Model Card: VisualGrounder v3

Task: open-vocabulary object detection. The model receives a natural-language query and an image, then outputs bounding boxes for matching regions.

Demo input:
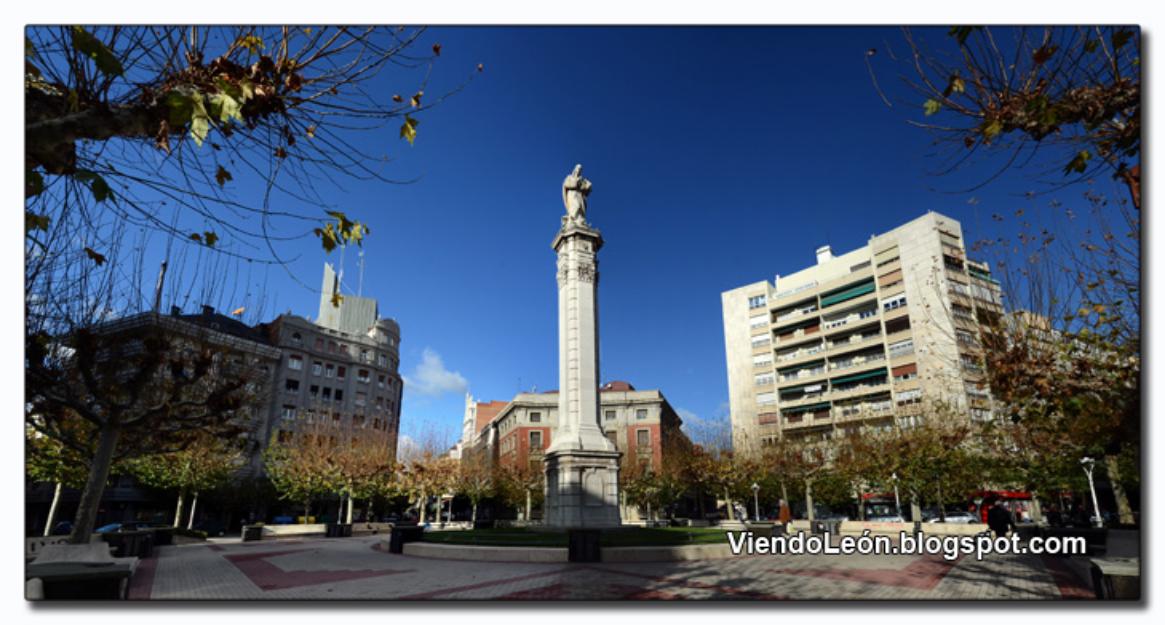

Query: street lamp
[891,472,902,519]
[1081,457,1104,528]
[751,482,760,521]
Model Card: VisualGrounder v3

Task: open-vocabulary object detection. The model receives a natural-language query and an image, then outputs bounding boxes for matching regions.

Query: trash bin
[388,525,425,554]
[102,530,153,558]
[568,529,602,562]
[151,528,175,546]
[325,523,353,538]
[242,525,264,542]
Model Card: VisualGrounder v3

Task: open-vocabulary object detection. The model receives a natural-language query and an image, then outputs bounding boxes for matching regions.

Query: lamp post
[751,482,760,521]
[1081,457,1103,528]
[891,472,902,519]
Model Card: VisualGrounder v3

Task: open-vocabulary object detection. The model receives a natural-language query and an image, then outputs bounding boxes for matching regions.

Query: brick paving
[127,535,1094,601]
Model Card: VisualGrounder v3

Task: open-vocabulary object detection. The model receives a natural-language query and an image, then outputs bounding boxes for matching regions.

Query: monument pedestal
[544,448,622,529]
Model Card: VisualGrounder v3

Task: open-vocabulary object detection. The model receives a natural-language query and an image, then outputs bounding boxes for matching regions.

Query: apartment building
[721,212,1003,454]
[459,381,686,474]
[262,263,403,462]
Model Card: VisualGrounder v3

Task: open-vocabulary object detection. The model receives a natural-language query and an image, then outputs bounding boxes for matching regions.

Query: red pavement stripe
[126,553,158,600]
[224,548,414,591]
[397,567,575,600]
[1040,555,1094,599]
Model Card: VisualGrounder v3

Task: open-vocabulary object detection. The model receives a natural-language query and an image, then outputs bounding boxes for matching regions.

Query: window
[970,407,992,422]
[605,410,616,421]
[309,384,320,397]
[754,373,775,387]
[312,361,322,376]
[290,332,302,345]
[322,387,332,401]
[354,415,365,427]
[281,405,296,420]
[358,369,370,383]
[882,294,907,311]
[530,411,542,423]
[748,294,767,309]
[278,430,293,443]
[328,341,337,353]
[314,338,324,350]
[753,353,773,367]
[636,409,648,420]
[379,353,388,367]
[895,388,922,406]
[606,431,619,450]
[378,375,386,388]
[888,339,914,358]
[285,378,300,392]
[355,392,367,406]
[529,431,543,449]
[749,314,768,329]
[751,335,771,348]
[335,389,344,402]
[956,329,977,346]
[756,392,776,405]
[325,364,335,378]
[360,349,371,363]
[636,429,650,447]
[337,366,346,380]
[288,355,303,371]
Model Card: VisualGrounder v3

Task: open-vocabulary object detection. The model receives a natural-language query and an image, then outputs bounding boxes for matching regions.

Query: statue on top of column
[562,164,592,227]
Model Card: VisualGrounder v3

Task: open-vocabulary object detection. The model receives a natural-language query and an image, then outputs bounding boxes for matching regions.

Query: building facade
[260,263,403,463]
[459,381,686,475]
[721,212,1003,454]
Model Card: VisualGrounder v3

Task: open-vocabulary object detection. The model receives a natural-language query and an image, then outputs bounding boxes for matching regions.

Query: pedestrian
[778,499,792,527]
[987,502,1014,538]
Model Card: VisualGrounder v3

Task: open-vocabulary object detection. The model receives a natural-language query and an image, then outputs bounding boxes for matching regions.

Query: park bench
[25,542,139,600]
[1090,557,1140,600]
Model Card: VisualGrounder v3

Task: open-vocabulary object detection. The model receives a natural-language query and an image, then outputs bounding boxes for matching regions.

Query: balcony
[826,332,884,357]
[774,342,827,367]
[779,393,829,410]
[882,304,910,322]
[829,352,886,372]
[777,368,828,388]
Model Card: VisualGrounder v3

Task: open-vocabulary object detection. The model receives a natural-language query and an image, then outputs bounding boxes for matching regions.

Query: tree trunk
[173,489,186,528]
[187,492,199,530]
[780,482,789,506]
[472,502,478,525]
[724,487,735,520]
[69,422,120,544]
[857,486,866,521]
[304,500,311,524]
[937,484,946,522]
[1104,454,1135,525]
[43,481,63,537]
[805,480,815,522]
[346,495,354,524]
[1029,493,1044,525]
[418,489,427,524]
[525,488,532,522]
[910,492,922,523]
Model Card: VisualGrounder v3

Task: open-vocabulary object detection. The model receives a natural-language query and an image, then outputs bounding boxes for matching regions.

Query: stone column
[543,223,622,529]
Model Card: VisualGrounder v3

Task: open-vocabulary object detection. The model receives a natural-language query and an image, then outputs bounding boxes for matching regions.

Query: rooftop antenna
[357,249,365,297]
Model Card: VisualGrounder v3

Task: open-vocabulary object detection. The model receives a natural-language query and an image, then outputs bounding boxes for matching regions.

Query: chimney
[201,304,215,316]
[816,245,833,265]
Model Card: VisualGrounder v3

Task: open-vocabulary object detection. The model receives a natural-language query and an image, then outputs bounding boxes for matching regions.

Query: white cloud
[402,348,468,397]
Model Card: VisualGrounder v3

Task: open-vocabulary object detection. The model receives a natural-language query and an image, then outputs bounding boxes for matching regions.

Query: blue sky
[114,27,1122,449]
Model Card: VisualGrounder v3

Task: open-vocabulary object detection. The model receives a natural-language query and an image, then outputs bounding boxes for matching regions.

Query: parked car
[94,522,167,534]
[926,510,979,524]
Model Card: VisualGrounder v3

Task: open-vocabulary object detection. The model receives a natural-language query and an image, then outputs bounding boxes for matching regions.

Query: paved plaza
[126,535,1098,601]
